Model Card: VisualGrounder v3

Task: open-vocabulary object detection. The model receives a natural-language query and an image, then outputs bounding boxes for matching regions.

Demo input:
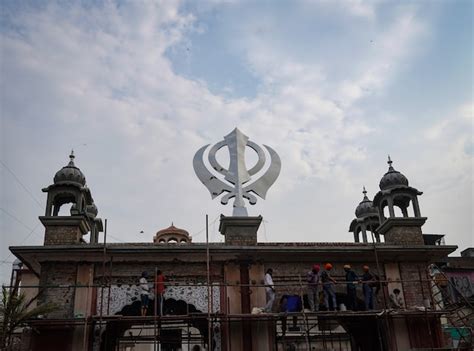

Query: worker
[155,269,166,315]
[361,265,375,310]
[321,263,337,311]
[307,264,320,312]
[264,268,275,312]
[139,271,150,316]
[389,288,404,309]
[344,264,359,310]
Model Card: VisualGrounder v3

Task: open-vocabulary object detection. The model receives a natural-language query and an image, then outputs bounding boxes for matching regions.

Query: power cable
[0,160,43,208]
[0,207,39,233]
[0,222,41,266]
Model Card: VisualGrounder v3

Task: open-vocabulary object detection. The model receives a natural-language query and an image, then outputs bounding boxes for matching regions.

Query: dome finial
[68,150,75,166]
[387,155,394,170]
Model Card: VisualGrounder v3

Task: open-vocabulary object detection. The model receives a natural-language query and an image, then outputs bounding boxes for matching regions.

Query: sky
[0,0,472,284]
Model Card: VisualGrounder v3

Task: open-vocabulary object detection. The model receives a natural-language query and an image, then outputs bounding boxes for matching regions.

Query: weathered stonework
[219,215,262,245]
[40,216,90,245]
[38,262,77,318]
[377,217,426,245]
[400,262,431,308]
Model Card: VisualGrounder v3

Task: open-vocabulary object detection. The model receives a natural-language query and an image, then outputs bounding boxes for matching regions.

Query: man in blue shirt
[362,265,376,310]
[344,265,359,310]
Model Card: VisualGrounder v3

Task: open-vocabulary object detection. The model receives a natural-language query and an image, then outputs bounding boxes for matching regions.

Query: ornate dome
[53,151,86,186]
[379,156,408,190]
[355,187,378,218]
[154,223,191,244]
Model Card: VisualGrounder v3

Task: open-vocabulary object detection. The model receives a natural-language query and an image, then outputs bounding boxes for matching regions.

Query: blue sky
[0,0,472,283]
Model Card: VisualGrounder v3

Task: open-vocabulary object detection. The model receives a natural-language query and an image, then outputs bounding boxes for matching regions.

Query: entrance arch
[99,298,210,351]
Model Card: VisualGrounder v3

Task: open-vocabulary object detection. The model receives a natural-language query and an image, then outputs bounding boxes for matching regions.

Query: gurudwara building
[6,129,474,351]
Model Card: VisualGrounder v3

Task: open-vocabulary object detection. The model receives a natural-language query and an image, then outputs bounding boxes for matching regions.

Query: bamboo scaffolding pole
[298,275,311,351]
[206,214,212,351]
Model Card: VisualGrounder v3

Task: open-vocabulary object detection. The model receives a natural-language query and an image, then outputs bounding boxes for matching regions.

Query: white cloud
[1,1,472,283]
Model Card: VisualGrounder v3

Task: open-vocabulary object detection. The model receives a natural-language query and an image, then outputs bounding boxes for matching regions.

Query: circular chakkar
[208,139,266,184]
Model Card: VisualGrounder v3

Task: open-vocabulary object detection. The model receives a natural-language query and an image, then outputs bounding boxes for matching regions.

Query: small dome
[54,151,86,186]
[379,156,408,190]
[154,223,191,244]
[86,202,98,218]
[355,187,378,218]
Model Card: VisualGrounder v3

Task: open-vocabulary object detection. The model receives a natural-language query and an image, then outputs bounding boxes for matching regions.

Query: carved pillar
[387,197,395,217]
[354,231,360,243]
[401,206,409,217]
[412,197,421,217]
[361,224,368,243]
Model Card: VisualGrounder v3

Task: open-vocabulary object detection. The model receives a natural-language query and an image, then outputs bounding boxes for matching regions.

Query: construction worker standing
[362,265,375,310]
[321,263,337,311]
[155,269,166,316]
[307,264,320,312]
[344,265,359,310]
[264,268,275,312]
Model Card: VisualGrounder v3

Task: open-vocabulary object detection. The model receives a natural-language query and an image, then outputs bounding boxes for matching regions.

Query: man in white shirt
[264,268,275,312]
[139,271,150,316]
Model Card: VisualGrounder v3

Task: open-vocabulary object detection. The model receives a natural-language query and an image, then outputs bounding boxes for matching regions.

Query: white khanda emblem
[193,128,281,216]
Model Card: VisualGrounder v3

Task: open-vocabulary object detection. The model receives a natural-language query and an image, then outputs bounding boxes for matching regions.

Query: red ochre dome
[153,224,191,244]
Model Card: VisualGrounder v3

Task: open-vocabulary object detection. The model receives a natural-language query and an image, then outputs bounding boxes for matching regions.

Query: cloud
[0,1,472,283]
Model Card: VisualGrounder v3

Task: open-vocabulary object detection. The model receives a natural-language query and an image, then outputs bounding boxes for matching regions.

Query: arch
[380,199,389,219]
[167,238,178,244]
[52,193,77,216]
[100,298,208,351]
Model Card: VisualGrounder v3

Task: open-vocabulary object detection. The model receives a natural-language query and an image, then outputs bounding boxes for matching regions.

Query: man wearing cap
[307,264,320,312]
[321,263,337,311]
[362,265,375,310]
[344,265,359,310]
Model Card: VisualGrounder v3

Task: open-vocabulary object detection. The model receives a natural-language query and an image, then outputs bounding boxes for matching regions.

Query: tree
[0,286,57,350]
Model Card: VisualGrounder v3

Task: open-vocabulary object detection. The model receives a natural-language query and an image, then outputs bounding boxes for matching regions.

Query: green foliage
[0,286,57,350]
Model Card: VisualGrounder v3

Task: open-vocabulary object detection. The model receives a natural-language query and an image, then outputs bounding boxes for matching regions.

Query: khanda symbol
[193,128,281,216]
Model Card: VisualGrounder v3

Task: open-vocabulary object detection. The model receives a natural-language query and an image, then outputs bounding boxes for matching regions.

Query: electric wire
[0,160,43,208]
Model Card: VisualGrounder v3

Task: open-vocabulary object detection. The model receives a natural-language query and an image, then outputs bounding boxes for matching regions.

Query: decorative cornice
[376,217,427,235]
[39,215,91,234]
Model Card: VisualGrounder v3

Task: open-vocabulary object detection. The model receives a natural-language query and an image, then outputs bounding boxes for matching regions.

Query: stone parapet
[376,217,426,245]
[39,216,90,245]
[219,215,262,245]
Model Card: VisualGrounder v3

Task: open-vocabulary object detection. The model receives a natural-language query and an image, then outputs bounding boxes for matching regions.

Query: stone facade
[384,225,424,245]
[43,225,83,245]
[400,262,431,308]
[38,262,77,318]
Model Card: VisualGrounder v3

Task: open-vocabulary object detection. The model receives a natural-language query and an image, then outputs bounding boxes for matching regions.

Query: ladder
[429,264,473,350]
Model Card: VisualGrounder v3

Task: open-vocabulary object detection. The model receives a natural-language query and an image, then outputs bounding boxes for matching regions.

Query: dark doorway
[161,329,182,351]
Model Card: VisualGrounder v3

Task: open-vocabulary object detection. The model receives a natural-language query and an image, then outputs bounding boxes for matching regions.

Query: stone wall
[38,262,77,318]
[44,226,82,245]
[384,225,424,245]
[400,262,431,308]
[94,261,223,286]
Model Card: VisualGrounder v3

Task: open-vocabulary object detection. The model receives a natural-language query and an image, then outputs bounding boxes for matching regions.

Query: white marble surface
[96,283,221,315]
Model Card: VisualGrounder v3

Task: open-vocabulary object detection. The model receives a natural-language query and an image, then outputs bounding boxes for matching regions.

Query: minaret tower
[40,151,103,245]
[373,156,426,244]
[349,187,381,243]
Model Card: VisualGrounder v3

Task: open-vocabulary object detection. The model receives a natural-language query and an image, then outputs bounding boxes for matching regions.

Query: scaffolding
[5,219,473,351]
[7,271,473,351]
